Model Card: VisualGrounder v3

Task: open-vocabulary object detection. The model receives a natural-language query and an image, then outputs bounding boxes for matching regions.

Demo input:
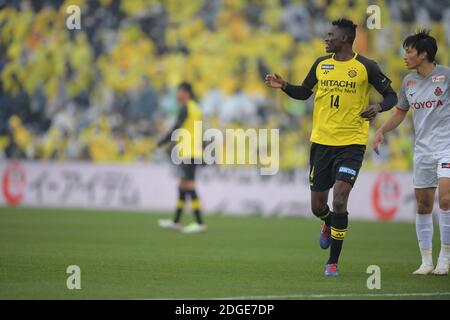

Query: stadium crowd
[1,0,449,171]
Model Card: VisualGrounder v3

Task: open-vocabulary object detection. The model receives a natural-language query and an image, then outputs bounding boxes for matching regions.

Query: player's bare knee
[179,180,191,191]
[332,197,347,213]
[311,204,328,217]
[417,202,433,214]
[188,181,196,190]
[439,195,450,211]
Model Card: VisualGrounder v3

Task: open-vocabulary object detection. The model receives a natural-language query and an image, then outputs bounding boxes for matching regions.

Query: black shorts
[178,159,200,181]
[309,143,366,192]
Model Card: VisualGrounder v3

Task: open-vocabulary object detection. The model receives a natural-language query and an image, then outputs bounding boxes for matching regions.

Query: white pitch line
[146,292,450,300]
[211,292,450,300]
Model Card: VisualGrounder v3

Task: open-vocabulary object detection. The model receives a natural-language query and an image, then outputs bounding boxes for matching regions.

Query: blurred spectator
[0,0,448,171]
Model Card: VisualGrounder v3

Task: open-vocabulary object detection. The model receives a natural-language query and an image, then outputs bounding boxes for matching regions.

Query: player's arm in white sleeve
[373,78,410,155]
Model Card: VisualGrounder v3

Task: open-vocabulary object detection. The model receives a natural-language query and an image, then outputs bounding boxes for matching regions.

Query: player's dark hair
[332,18,357,44]
[177,82,196,100]
[403,29,437,62]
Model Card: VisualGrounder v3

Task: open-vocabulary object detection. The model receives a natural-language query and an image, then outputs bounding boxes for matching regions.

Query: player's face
[176,88,189,103]
[403,46,426,70]
[325,26,344,53]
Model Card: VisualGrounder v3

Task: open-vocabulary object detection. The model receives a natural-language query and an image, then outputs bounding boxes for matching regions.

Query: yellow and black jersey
[285,53,392,146]
[180,99,203,159]
[158,99,203,159]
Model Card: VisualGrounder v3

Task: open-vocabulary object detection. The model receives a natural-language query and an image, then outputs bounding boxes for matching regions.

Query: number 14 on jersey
[330,95,340,109]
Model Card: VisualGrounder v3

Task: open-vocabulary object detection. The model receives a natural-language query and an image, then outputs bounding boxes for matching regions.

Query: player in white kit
[373,30,450,275]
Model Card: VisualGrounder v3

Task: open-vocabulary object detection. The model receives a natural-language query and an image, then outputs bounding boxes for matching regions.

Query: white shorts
[413,153,450,188]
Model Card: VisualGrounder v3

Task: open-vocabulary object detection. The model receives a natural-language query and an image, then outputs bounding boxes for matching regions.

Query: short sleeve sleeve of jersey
[397,78,410,111]
[443,66,450,85]
[367,61,392,94]
[301,59,320,91]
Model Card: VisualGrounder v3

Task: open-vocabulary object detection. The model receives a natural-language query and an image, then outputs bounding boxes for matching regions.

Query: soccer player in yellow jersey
[157,82,206,234]
[265,19,398,276]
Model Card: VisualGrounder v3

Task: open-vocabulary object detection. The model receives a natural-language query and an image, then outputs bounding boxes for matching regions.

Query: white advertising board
[0,161,423,221]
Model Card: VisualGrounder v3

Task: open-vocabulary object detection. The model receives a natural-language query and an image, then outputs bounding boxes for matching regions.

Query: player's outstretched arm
[157,105,188,147]
[264,73,314,100]
[265,73,286,89]
[373,107,408,155]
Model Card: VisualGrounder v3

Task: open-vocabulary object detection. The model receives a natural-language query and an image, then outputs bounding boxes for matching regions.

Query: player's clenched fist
[265,73,286,89]
[360,104,382,121]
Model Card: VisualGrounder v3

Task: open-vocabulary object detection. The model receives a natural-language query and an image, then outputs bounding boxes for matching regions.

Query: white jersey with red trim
[397,64,450,155]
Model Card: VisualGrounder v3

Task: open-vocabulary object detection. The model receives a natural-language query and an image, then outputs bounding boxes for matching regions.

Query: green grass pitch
[0,207,449,300]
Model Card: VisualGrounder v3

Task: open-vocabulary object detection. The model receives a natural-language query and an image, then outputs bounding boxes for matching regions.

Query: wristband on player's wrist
[282,82,288,90]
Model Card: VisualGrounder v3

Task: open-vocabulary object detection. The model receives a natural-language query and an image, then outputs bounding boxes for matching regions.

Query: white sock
[416,213,433,265]
[439,209,450,263]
